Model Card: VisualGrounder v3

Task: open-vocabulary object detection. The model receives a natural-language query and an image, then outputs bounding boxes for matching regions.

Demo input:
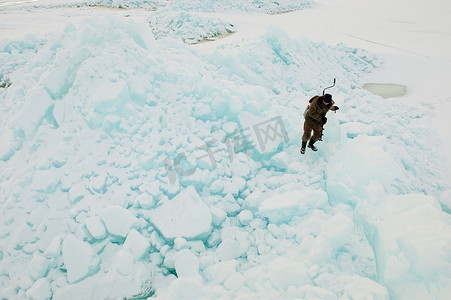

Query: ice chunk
[13,224,37,249]
[174,249,199,277]
[12,87,53,137]
[229,95,243,113]
[238,112,288,154]
[30,170,60,193]
[44,236,62,258]
[224,272,244,290]
[52,101,65,126]
[0,128,19,161]
[26,278,52,300]
[230,158,251,178]
[137,193,155,209]
[237,210,253,226]
[147,186,212,240]
[68,183,85,203]
[257,189,328,223]
[243,100,261,113]
[223,122,238,134]
[268,257,310,290]
[42,48,90,99]
[322,112,343,146]
[209,179,224,194]
[28,255,49,280]
[62,235,100,283]
[315,274,389,300]
[89,173,108,193]
[216,239,242,261]
[91,81,130,114]
[122,229,149,260]
[225,176,247,197]
[210,206,227,226]
[301,81,314,91]
[326,135,403,205]
[269,151,291,170]
[192,102,212,119]
[341,122,374,138]
[298,286,338,300]
[362,193,451,299]
[18,276,34,290]
[174,237,190,251]
[342,277,389,300]
[128,76,147,104]
[203,260,238,284]
[114,250,135,276]
[98,205,139,238]
[159,275,204,299]
[84,216,107,240]
[187,240,205,253]
[309,213,354,261]
[211,95,229,114]
[218,192,241,215]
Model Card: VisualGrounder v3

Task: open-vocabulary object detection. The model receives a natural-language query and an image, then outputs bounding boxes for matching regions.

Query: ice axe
[322,78,336,95]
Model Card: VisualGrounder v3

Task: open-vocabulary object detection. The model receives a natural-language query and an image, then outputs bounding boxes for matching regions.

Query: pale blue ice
[0,1,450,300]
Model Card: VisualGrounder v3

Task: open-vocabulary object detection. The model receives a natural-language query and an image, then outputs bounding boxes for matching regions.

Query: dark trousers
[302,120,322,142]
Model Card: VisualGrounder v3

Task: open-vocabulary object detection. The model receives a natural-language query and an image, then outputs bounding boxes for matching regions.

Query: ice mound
[147,186,213,240]
[149,11,235,44]
[0,13,449,300]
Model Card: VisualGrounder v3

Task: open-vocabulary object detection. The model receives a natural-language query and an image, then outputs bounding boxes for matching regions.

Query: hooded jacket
[304,95,335,132]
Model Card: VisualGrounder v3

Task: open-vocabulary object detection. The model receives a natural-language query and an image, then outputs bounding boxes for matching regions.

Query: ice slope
[0,13,450,300]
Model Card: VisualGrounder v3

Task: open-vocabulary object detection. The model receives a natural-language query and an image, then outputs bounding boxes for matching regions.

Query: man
[301,93,339,154]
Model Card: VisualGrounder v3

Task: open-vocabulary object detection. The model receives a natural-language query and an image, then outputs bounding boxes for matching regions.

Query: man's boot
[300,141,307,154]
[308,140,318,151]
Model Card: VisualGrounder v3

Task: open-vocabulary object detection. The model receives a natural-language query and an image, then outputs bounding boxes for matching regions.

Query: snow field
[0,9,450,300]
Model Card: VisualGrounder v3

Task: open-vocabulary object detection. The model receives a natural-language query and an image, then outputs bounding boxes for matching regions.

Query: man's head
[323,93,332,105]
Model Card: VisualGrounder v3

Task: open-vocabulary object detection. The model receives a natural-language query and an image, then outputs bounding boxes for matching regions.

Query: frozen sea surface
[363,83,407,99]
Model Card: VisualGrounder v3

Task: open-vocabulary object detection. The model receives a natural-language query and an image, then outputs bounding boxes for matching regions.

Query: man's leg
[300,140,307,154]
[301,122,312,154]
[308,126,323,152]
[308,139,318,151]
[302,121,312,142]
[311,126,323,141]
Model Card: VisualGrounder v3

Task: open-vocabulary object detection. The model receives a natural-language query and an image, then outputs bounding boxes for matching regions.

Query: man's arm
[307,98,323,122]
[328,100,339,112]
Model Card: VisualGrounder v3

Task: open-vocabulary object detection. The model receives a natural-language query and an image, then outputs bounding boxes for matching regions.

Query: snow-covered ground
[1,0,451,299]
